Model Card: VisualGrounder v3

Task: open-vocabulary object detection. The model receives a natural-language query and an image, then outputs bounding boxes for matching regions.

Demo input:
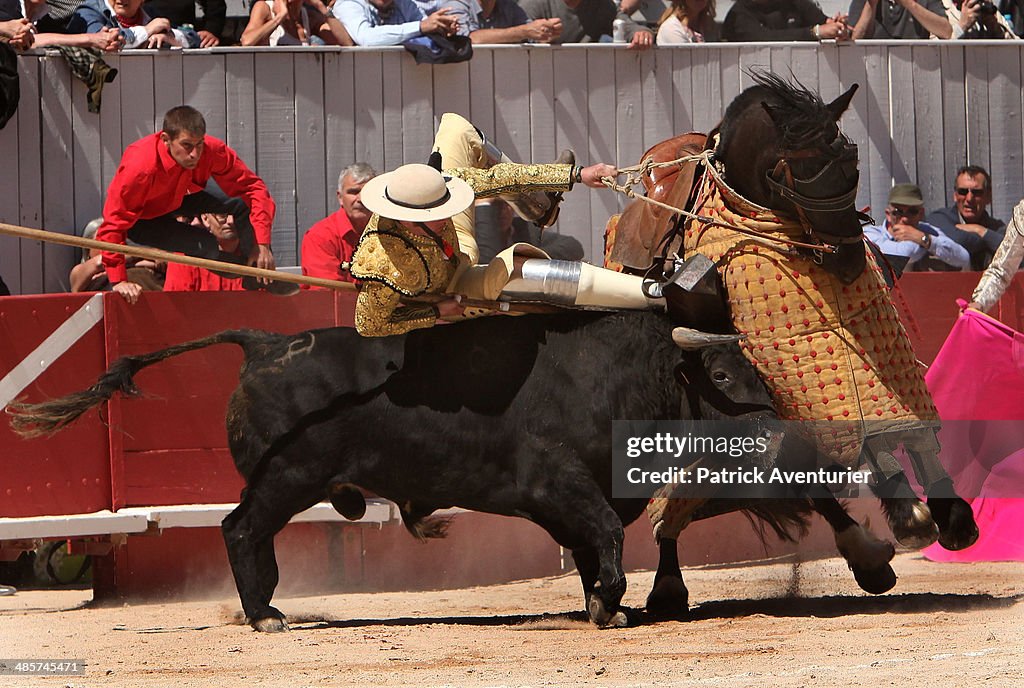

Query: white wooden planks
[323,50,356,185]
[293,52,328,250]
[10,43,1024,293]
[0,58,24,293]
[253,52,297,263]
[39,56,75,294]
[552,47,593,260]
[984,46,1022,217]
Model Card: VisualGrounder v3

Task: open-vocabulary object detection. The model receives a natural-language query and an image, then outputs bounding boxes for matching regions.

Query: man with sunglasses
[923,165,1006,271]
[864,183,969,278]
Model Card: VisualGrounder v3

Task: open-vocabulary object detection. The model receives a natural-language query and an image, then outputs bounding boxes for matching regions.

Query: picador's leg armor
[499,259,665,311]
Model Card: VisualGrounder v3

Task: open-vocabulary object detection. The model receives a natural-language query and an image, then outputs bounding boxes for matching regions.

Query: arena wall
[2,274,1021,597]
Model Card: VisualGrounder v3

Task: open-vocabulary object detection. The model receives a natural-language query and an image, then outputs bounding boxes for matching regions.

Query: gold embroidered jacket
[351,162,574,337]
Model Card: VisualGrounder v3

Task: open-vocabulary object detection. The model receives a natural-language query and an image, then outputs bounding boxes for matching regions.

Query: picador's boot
[503,149,577,229]
[475,126,577,229]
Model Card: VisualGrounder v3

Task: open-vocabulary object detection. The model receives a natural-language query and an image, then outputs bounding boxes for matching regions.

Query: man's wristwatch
[920,233,932,250]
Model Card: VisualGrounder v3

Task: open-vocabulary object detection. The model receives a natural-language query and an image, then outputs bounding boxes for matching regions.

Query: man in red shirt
[300,162,376,287]
[96,105,278,303]
[163,213,245,292]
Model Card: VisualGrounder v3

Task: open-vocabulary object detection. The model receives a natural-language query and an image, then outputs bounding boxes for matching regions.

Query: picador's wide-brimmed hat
[361,162,475,223]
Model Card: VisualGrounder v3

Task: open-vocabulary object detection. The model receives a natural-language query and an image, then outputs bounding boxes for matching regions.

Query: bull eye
[712,370,730,384]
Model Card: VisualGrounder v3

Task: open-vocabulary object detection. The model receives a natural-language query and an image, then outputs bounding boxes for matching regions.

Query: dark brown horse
[609,73,978,617]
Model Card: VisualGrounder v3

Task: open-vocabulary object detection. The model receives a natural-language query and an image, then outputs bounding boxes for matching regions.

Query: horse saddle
[605,132,709,275]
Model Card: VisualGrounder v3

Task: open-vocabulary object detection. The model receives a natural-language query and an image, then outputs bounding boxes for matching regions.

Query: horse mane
[718,71,835,155]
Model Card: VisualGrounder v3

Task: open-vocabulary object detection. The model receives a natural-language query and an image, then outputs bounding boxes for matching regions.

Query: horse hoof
[645,576,689,619]
[889,502,939,549]
[852,564,897,594]
[933,498,980,551]
[250,608,289,633]
[937,518,980,551]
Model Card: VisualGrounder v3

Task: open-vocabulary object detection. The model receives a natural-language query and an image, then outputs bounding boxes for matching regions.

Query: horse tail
[742,500,814,543]
[7,329,268,439]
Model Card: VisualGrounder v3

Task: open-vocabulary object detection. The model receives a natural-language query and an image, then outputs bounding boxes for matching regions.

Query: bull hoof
[851,564,897,595]
[933,499,980,551]
[587,595,627,628]
[605,611,629,628]
[889,501,939,549]
[645,575,689,619]
[250,608,289,633]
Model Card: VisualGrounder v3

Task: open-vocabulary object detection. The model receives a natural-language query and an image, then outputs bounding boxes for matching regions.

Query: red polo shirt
[163,264,245,292]
[97,133,275,284]
[300,209,361,288]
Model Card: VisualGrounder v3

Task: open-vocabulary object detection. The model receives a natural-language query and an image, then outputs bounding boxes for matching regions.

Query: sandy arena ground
[1,552,1021,688]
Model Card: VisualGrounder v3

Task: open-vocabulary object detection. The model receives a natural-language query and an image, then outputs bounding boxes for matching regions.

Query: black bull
[8,310,887,631]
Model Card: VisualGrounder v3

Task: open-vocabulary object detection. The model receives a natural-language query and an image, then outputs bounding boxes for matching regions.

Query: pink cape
[922,307,1024,562]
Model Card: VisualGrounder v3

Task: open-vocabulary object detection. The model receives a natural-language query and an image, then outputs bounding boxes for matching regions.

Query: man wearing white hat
[351,112,661,336]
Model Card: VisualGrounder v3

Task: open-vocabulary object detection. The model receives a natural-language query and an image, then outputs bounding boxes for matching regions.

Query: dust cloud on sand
[1,552,1021,687]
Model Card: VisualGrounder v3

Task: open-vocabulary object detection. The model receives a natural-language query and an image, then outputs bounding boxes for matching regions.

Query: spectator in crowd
[332,0,459,46]
[849,0,952,38]
[863,183,969,279]
[942,0,1017,37]
[0,272,9,296]
[68,0,201,48]
[519,0,655,48]
[475,197,584,264]
[1,1,34,47]
[95,105,285,305]
[2,0,122,49]
[144,0,225,46]
[722,0,851,41]
[164,213,246,291]
[242,0,353,45]
[301,162,377,286]
[412,0,442,12]
[969,200,1024,311]
[29,0,88,33]
[442,0,563,43]
[656,0,720,43]
[621,0,671,28]
[1001,0,1024,35]
[349,112,616,336]
[923,165,1006,271]
[70,218,166,292]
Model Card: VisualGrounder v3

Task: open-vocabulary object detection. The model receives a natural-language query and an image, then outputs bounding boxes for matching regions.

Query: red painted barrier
[103,290,345,508]
[1,295,110,518]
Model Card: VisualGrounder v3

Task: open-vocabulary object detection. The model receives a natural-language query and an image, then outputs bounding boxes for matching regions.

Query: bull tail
[7,329,265,439]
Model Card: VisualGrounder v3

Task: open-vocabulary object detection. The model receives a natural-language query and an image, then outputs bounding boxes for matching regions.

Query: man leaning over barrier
[96,105,287,304]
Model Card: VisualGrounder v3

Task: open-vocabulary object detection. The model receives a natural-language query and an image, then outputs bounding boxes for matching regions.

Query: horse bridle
[765,131,866,251]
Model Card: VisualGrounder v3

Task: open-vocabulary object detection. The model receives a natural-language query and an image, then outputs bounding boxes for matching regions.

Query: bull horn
[671,327,745,350]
